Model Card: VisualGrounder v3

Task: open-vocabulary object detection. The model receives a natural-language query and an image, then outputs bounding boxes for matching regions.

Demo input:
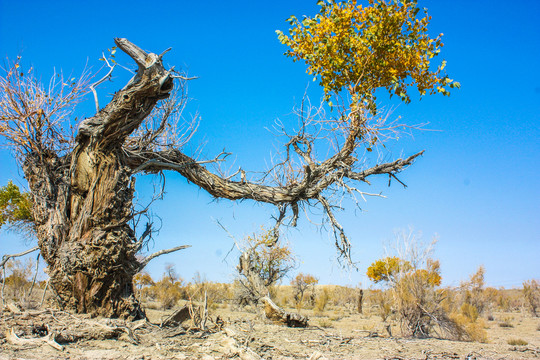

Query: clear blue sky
[0,0,538,288]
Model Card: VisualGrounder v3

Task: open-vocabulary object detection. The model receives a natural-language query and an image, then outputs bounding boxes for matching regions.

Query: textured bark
[260,296,308,327]
[21,39,174,319]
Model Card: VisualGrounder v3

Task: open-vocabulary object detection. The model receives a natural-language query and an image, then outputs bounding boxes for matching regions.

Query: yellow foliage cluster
[277,0,459,113]
[366,256,410,283]
[367,256,442,288]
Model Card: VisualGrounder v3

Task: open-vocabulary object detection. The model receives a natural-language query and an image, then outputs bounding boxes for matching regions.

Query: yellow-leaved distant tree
[366,230,461,339]
[366,256,411,284]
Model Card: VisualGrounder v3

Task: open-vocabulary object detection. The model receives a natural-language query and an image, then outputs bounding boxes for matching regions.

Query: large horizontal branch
[125,148,424,206]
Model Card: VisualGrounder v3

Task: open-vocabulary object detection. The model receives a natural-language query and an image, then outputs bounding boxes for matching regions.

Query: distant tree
[133,272,154,301]
[0,181,33,235]
[292,273,319,308]
[153,264,185,309]
[367,230,462,339]
[522,279,540,317]
[236,228,295,304]
[245,228,295,286]
[0,0,457,318]
[366,256,411,284]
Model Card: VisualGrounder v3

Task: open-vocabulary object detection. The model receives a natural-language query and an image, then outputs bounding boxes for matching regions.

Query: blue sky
[0,0,538,288]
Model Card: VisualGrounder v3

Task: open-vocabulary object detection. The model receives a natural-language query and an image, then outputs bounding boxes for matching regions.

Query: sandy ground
[1,303,539,360]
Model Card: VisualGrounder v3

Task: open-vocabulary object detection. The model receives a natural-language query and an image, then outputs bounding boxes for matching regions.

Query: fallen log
[5,327,64,351]
[260,296,308,327]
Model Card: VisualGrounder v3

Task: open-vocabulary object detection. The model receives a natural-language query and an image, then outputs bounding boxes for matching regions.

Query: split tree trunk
[22,39,174,318]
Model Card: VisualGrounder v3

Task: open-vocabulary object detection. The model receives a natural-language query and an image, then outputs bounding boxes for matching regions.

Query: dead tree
[237,249,307,327]
[0,39,425,318]
[358,288,364,314]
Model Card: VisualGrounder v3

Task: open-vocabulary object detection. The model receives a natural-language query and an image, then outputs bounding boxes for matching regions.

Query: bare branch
[138,245,191,271]
[114,38,149,69]
[89,55,116,113]
[0,246,39,268]
[318,195,352,265]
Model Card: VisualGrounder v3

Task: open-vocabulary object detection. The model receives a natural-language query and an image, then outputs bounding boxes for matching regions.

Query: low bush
[498,317,514,328]
[507,338,528,346]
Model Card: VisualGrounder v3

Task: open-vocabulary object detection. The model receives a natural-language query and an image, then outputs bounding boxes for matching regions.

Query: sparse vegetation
[498,317,514,328]
[317,318,333,328]
[366,230,464,340]
[314,286,331,313]
[507,338,528,346]
[523,279,540,317]
[292,273,318,310]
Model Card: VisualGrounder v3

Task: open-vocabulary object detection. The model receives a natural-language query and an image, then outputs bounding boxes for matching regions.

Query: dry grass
[507,338,528,346]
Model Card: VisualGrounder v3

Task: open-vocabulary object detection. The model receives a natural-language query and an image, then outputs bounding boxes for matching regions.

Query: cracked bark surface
[22,39,175,319]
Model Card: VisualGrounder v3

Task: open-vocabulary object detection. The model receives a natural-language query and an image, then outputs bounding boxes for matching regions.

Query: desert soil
[1,304,539,359]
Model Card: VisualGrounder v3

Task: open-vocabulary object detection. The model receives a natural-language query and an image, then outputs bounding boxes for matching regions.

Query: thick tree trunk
[21,39,174,319]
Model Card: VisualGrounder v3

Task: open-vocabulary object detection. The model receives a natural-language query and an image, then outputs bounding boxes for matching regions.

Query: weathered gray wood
[260,296,308,328]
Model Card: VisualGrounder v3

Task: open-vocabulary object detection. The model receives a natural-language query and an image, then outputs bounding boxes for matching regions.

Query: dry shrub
[460,303,479,323]
[496,290,512,311]
[314,286,330,313]
[139,264,187,309]
[371,289,393,322]
[292,273,318,310]
[318,318,333,328]
[507,338,528,346]
[187,272,231,308]
[367,230,464,339]
[447,302,488,343]
[450,313,488,343]
[273,284,293,308]
[434,268,494,342]
[1,258,36,302]
[331,285,359,311]
[459,266,489,315]
[523,279,540,317]
[498,317,514,328]
[392,266,464,339]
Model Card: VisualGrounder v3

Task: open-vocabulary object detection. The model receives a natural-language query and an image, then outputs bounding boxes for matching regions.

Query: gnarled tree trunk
[22,39,174,319]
